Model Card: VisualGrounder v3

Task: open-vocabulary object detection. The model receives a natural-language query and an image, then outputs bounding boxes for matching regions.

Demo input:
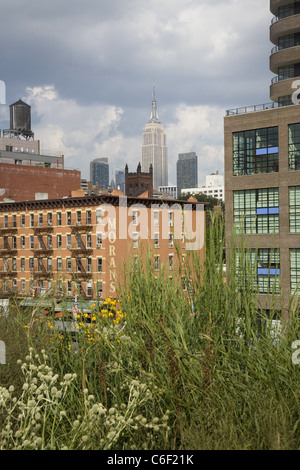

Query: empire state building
[142,88,168,189]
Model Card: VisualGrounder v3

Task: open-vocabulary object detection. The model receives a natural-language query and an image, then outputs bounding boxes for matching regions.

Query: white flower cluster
[70,377,170,450]
[0,348,76,450]
[0,349,170,450]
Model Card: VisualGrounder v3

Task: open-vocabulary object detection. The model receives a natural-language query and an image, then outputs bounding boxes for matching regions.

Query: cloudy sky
[0,0,272,186]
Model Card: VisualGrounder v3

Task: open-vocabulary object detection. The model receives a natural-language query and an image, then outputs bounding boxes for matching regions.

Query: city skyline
[0,0,271,186]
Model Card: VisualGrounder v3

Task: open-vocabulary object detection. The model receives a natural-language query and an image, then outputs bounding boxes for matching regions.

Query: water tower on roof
[3,99,34,140]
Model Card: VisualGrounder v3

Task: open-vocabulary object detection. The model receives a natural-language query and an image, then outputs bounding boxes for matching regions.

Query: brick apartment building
[0,194,205,302]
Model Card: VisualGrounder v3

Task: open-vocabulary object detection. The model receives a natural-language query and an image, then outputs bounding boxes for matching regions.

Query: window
[154,211,159,227]
[38,235,43,249]
[4,215,8,228]
[86,234,92,248]
[96,233,102,248]
[154,255,160,271]
[21,236,25,249]
[288,124,300,171]
[132,210,138,226]
[154,233,159,248]
[169,254,174,270]
[12,236,17,249]
[233,127,278,176]
[86,210,92,225]
[29,258,34,271]
[87,258,92,272]
[30,214,34,227]
[290,249,300,295]
[257,249,280,294]
[12,258,17,271]
[66,258,72,272]
[289,186,300,233]
[38,213,43,227]
[76,259,82,272]
[76,234,82,249]
[4,237,8,249]
[21,279,25,293]
[12,215,17,228]
[96,209,102,225]
[57,258,62,271]
[20,258,25,271]
[133,233,138,248]
[57,235,62,248]
[168,212,173,227]
[67,281,72,294]
[97,281,103,298]
[97,258,102,273]
[38,258,44,272]
[169,233,174,248]
[76,211,81,226]
[278,64,294,81]
[66,234,71,249]
[21,214,25,227]
[48,213,52,226]
[87,282,93,297]
[234,188,279,234]
[57,212,62,226]
[67,212,71,226]
[236,249,280,295]
[48,235,52,249]
[48,258,52,272]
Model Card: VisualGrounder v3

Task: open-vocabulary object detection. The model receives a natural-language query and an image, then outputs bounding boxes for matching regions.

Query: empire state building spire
[149,85,160,123]
[142,86,168,189]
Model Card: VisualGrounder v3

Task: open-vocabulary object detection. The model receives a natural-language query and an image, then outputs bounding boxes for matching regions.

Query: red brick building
[0,163,81,202]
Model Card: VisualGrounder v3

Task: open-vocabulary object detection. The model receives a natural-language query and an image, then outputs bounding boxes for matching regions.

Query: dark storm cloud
[0,0,273,184]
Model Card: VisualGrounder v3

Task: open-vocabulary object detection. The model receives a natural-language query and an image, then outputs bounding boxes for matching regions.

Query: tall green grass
[0,211,299,450]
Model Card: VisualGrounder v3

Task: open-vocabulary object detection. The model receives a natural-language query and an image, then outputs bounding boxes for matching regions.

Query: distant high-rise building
[176,152,198,197]
[90,158,109,190]
[142,87,168,190]
[115,170,125,194]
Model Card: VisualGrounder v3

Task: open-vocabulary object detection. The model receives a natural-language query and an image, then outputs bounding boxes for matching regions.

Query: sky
[0,0,273,187]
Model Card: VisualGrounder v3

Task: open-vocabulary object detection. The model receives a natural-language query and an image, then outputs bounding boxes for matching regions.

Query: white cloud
[166,104,224,185]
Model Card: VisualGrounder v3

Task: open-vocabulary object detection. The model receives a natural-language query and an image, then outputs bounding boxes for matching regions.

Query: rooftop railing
[225,102,280,116]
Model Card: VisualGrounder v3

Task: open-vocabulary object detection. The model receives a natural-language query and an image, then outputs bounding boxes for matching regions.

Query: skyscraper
[115,170,125,194]
[224,0,300,317]
[176,152,198,197]
[90,158,109,190]
[142,87,168,190]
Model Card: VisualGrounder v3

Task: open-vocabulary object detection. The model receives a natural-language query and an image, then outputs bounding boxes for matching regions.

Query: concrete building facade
[224,0,300,316]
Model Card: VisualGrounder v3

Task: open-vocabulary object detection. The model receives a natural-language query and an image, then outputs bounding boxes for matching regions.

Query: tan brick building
[0,194,205,303]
